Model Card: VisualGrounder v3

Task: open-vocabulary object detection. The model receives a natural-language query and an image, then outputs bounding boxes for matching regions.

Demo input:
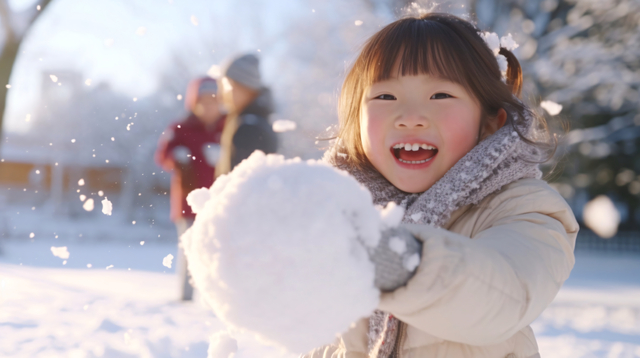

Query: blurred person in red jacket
[155,76,225,301]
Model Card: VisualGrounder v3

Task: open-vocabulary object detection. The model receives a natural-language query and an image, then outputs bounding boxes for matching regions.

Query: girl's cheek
[443,110,480,155]
[361,105,382,148]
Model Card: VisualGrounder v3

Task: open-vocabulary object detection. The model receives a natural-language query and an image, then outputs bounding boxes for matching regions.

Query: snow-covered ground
[1,237,639,357]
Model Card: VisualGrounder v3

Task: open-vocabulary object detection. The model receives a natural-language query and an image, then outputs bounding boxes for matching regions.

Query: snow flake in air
[162,254,174,268]
[583,195,620,238]
[190,15,198,26]
[98,190,104,197]
[85,79,91,86]
[71,139,76,143]
[49,75,58,82]
[51,246,70,259]
[83,198,95,212]
[78,179,85,186]
[272,119,297,133]
[355,20,363,26]
[79,195,86,202]
[541,100,563,116]
[177,94,183,100]
[136,27,147,36]
[101,197,113,216]
[29,232,35,238]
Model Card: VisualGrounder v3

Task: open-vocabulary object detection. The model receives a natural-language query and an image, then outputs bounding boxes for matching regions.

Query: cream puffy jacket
[302,178,578,358]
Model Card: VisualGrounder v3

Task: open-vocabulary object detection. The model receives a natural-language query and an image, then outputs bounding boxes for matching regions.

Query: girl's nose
[395,113,429,129]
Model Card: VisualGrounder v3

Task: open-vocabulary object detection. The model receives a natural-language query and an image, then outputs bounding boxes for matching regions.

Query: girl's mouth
[390,143,438,164]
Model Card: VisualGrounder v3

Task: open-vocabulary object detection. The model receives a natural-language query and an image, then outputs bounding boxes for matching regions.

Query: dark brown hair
[336,12,553,168]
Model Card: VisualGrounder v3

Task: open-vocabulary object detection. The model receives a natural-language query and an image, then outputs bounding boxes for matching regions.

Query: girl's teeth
[398,157,434,164]
[392,143,437,151]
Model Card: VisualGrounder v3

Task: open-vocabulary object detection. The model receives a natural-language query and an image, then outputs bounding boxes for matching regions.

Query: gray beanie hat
[222,54,262,90]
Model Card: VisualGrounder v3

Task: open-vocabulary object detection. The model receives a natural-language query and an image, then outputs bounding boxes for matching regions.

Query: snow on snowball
[207,331,238,358]
[181,151,387,354]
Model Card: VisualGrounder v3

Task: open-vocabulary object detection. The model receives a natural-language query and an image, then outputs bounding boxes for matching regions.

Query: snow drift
[181,151,384,354]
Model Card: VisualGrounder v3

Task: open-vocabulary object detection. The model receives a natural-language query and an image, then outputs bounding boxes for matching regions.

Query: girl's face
[360,73,482,193]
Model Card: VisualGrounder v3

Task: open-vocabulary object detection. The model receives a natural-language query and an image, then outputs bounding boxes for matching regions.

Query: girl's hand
[369,227,422,292]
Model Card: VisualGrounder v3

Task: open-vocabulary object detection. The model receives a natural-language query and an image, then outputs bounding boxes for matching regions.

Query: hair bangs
[365,19,470,88]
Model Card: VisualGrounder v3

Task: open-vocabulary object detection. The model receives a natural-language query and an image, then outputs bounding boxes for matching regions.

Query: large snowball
[181,152,381,354]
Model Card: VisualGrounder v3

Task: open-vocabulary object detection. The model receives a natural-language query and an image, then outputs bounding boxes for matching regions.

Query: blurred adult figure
[155,77,225,301]
[215,54,278,177]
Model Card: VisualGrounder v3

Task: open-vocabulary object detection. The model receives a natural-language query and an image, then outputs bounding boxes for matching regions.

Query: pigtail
[499,48,522,98]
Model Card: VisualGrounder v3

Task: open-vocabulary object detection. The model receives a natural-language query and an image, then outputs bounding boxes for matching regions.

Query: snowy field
[1,238,639,357]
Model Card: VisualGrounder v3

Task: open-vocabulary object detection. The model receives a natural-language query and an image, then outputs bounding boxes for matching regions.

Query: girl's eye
[374,94,396,100]
[430,93,453,100]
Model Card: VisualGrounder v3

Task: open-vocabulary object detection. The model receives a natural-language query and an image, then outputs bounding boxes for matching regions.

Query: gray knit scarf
[325,108,543,358]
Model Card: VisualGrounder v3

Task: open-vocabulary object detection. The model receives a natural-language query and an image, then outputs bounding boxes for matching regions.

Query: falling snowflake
[540,100,563,116]
[101,197,113,216]
[272,119,297,133]
[163,254,174,268]
[83,198,95,212]
[51,246,70,259]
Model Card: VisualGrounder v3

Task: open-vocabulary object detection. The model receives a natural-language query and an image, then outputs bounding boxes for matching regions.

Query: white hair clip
[481,32,519,81]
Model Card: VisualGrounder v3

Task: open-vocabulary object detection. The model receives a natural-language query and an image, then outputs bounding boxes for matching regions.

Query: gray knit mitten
[368,227,422,292]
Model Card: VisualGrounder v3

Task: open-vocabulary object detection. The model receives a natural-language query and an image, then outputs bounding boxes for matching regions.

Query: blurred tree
[473,0,640,230]
[0,0,52,141]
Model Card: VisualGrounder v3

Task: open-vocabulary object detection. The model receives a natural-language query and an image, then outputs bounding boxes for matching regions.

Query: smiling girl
[306,12,578,358]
